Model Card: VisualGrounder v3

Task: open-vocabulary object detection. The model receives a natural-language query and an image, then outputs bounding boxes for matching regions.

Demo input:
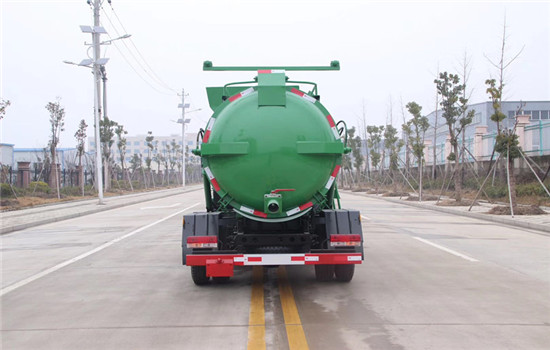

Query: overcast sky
[1,0,549,149]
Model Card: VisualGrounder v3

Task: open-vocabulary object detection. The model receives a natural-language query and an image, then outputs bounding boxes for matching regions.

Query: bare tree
[357,100,370,180]
[457,51,474,184]
[485,15,524,112]
[400,97,411,174]
[115,124,130,189]
[74,119,88,196]
[145,131,155,188]
[46,99,65,199]
[406,102,430,201]
[383,124,403,192]
[484,17,524,212]
[100,116,118,191]
[431,64,440,180]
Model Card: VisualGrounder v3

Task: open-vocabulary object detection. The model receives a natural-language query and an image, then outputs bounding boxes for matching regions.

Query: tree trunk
[79,163,84,196]
[419,157,423,201]
[508,157,517,210]
[454,143,462,202]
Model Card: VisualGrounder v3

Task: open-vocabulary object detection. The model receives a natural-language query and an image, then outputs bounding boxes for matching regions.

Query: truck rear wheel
[191,266,210,285]
[315,264,334,282]
[334,264,355,282]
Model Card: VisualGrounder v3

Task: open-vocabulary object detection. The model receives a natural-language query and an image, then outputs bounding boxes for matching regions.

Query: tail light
[330,234,361,247]
[187,236,218,248]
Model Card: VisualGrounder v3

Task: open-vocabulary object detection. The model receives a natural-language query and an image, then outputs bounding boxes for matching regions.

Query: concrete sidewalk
[0,185,202,235]
[345,191,550,234]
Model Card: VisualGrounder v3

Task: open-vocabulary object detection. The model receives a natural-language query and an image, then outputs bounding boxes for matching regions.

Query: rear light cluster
[187,236,218,249]
[330,234,361,247]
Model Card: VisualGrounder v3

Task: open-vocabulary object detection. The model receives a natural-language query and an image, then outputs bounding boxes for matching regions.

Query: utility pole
[101,66,107,120]
[180,88,186,187]
[66,1,129,203]
[100,65,110,192]
[92,0,104,204]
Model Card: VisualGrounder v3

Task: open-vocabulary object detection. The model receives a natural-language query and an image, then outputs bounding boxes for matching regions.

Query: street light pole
[181,88,186,187]
[92,0,104,204]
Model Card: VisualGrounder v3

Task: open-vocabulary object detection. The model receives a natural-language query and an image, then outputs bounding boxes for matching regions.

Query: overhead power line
[99,4,177,96]
[109,5,177,93]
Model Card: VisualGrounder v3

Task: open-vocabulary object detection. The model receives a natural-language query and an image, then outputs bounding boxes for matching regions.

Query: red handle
[271,189,295,194]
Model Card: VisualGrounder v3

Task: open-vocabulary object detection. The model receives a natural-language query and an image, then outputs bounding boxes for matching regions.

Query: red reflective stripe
[326,115,336,127]
[228,93,241,102]
[253,210,268,218]
[299,202,313,211]
[211,178,221,192]
[332,165,341,177]
[330,234,362,242]
[203,130,211,143]
[291,88,304,97]
[258,69,271,74]
[187,253,362,266]
[187,236,218,244]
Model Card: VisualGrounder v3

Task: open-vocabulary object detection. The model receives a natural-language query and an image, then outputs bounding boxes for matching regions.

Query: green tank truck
[182,61,364,285]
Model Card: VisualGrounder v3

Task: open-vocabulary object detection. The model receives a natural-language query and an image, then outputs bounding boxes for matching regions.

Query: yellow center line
[277,267,309,350]
[247,266,266,350]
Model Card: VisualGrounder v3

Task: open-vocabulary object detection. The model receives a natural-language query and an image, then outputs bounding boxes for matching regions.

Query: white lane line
[1,202,200,297]
[412,236,479,262]
[140,203,181,210]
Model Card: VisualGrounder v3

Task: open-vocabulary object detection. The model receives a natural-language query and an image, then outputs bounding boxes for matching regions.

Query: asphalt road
[1,191,549,349]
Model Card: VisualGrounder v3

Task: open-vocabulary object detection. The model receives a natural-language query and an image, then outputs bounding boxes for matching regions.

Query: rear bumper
[186,252,362,267]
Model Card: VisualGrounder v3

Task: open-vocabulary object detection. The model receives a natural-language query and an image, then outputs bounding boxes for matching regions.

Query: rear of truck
[182,61,364,285]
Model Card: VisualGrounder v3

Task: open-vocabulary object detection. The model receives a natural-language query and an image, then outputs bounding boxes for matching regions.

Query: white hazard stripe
[286,202,313,216]
[228,87,255,102]
[240,205,254,215]
[240,87,254,96]
[325,165,341,189]
[206,118,216,131]
[302,94,316,103]
[234,254,319,265]
[331,126,340,139]
[258,69,285,74]
[286,207,301,216]
[325,176,336,189]
[204,167,215,180]
[291,88,316,104]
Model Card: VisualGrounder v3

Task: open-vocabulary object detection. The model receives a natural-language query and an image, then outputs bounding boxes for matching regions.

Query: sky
[1,0,549,149]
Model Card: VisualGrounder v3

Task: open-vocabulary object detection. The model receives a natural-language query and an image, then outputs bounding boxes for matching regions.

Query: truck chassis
[182,209,364,284]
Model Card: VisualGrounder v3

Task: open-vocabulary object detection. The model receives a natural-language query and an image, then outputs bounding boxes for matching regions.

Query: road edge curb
[345,191,550,234]
[1,187,201,235]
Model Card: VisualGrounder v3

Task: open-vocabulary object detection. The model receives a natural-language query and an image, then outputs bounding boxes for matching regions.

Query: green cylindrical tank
[199,71,345,221]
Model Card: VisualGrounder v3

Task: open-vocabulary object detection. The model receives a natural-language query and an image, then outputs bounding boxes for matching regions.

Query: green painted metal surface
[257,72,286,106]
[203,60,340,71]
[200,68,344,221]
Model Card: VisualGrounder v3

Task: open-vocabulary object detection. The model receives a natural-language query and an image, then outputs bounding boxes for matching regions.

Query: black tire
[212,276,230,284]
[315,264,335,282]
[191,266,210,285]
[334,264,355,282]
